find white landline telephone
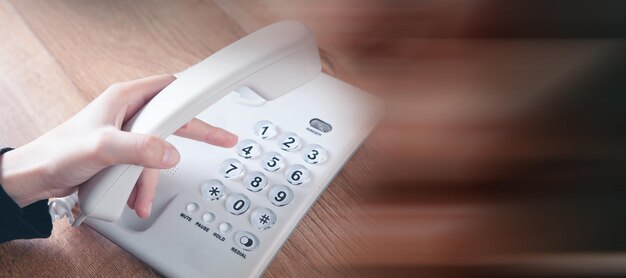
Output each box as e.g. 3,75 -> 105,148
52,20 -> 382,277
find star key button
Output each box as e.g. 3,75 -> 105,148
200,179 -> 225,201
250,207 -> 276,230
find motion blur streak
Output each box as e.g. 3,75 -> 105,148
244,0 -> 626,276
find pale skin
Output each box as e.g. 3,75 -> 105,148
0,74 -> 237,218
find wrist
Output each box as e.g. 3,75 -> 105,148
0,146 -> 51,207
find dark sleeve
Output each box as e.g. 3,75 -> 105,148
0,147 -> 53,244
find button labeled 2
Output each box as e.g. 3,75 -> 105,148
277,132 -> 302,152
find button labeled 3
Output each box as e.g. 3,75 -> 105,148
302,144 -> 327,164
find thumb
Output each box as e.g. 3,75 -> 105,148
100,130 -> 180,169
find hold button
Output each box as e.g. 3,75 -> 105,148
234,231 -> 259,251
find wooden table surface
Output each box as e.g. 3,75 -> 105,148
2,0 -> 625,277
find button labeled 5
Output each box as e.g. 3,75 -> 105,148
262,152 -> 284,172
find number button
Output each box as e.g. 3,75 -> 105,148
269,185 -> 293,207
220,158 -> 244,179
225,193 -> 251,215
285,164 -> 310,185
302,144 -> 327,164
261,152 -> 284,172
277,132 -> 302,152
244,171 -> 268,192
251,208 -> 277,230
200,179 -> 226,201
236,139 -> 261,159
254,120 -> 277,139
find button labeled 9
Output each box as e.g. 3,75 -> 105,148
269,185 -> 293,207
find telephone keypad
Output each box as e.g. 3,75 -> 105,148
201,122 -> 330,251
220,158 -> 244,179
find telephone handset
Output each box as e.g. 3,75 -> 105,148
75,21 -> 322,225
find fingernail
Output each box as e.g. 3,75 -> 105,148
147,201 -> 152,217
162,147 -> 178,165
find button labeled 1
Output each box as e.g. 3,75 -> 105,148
302,144 -> 327,164
285,164 -> 310,185
236,139 -> 261,159
254,120 -> 277,139
277,132 -> 302,152
225,193 -> 250,215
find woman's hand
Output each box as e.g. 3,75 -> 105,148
0,74 -> 237,218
